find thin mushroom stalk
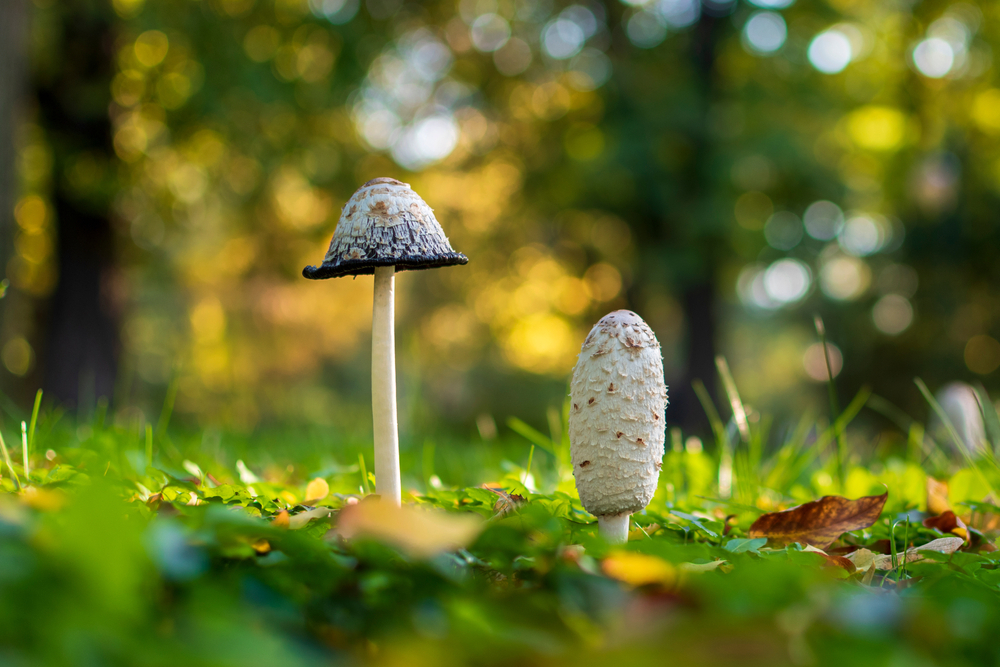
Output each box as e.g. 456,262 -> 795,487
303,178 -> 467,507
371,265 -> 401,505
569,310 -> 668,544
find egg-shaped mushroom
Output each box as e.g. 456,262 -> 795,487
569,310 -> 668,543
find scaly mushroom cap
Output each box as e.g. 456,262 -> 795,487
569,310 -> 667,517
303,177 -> 468,279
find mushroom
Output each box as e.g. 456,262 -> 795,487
569,310 -> 668,544
303,177 -> 467,506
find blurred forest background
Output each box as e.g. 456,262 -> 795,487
0,0 -> 998,446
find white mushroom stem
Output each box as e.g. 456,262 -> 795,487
372,265 -> 401,506
598,513 -> 630,544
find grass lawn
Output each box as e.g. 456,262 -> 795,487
2,382 -> 1000,667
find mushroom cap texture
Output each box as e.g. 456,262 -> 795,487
569,310 -> 668,517
303,177 -> 468,279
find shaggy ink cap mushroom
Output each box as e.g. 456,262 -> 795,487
569,310 -> 668,544
302,177 -> 468,507
303,178 -> 467,280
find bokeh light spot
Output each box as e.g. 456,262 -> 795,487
763,259 -> 811,305
846,106 -> 906,151
912,38 -> 954,78
808,29 -> 852,74
543,18 -> 586,59
626,11 -> 667,49
803,342 -> 842,381
872,295 -> 913,335
820,255 -> 870,301
493,38 -> 532,76
763,211 -> 803,250
2,338 -> 34,377
470,13 -> 510,53
584,263 -> 622,301
134,30 -> 169,68
965,335 -> 1000,375
742,12 -> 787,55
803,200 -> 844,240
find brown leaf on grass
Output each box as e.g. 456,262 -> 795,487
923,510 -> 969,542
748,492 -> 888,549
927,477 -> 950,515
483,485 -> 526,516
802,545 -> 857,573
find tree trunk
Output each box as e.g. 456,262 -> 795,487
35,3 -> 120,410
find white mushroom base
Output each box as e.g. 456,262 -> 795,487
598,513 -> 631,545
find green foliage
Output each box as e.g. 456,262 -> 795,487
0,391 -> 999,667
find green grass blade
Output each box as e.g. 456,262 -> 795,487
0,430 -> 21,491
916,377 -> 998,497
28,389 -> 42,452
157,376 -> 180,436
21,422 -> 29,481
693,378 -> 732,498
506,417 -> 555,457
815,316 -> 847,489
715,356 -> 750,443
973,383 -> 1000,454
358,453 -> 370,495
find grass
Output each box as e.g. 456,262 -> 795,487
1,374 -> 1000,667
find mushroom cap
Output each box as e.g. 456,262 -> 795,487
303,177 -> 468,279
568,310 -> 668,517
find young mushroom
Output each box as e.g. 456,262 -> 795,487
303,178 -> 467,506
569,310 -> 668,544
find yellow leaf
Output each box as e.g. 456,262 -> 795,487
335,501 -> 484,558
273,510 -> 290,529
601,551 -> 676,588
305,477 -> 330,503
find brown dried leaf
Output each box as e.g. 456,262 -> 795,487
802,545 -> 857,573
483,485 -> 526,516
748,492 -> 888,549
923,510 -> 969,542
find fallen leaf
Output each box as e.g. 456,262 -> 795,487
602,551 -> 676,587
252,538 -> 271,554
679,560 -> 727,573
916,536 -> 965,554
802,545 -> 856,573
335,501 -> 484,558
289,507 -> 333,529
847,536 -> 964,570
748,492 -> 888,549
848,548 -> 877,571
927,477 -> 950,515
273,510 -> 290,529
923,510 -> 969,542
483,485 -> 526,516
305,477 -> 330,503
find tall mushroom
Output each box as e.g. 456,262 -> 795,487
303,178 -> 467,506
569,310 -> 668,544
